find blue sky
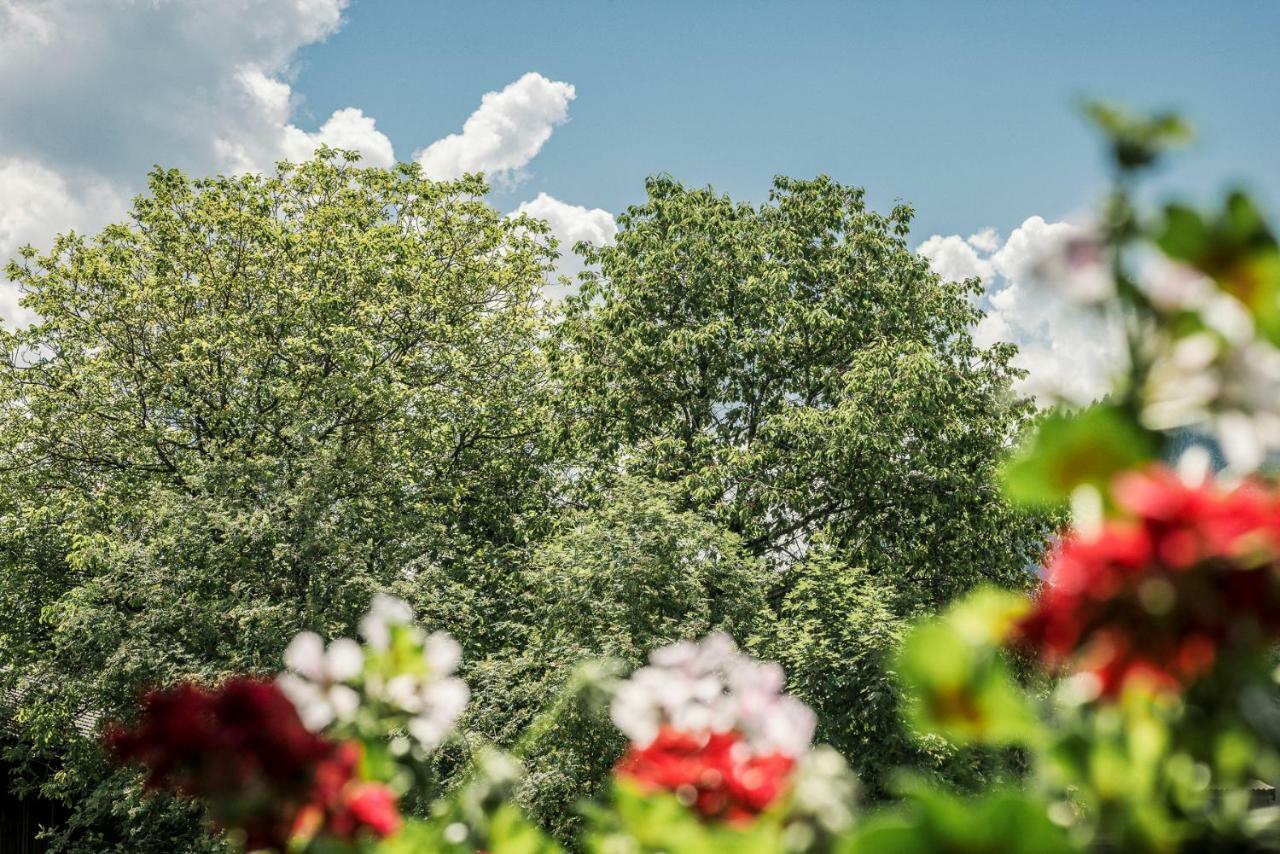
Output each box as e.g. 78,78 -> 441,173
291,1 -> 1280,240
0,0 -> 1276,400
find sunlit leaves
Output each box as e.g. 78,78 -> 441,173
0,150 -> 560,848
839,785 -> 1075,854
1155,192 -> 1280,345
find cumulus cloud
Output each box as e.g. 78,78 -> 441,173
0,0 -> 363,181
0,0 -> 395,323
919,217 -> 1124,405
416,73 -> 576,182
917,233 -> 993,284
217,67 -> 394,172
966,227 -> 1001,253
0,2 -> 585,326
512,192 -> 617,296
0,157 -> 124,325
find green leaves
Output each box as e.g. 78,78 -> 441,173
839,785 -> 1074,854
760,544 -> 912,796
586,780 -> 787,854
557,172 -> 1051,606
897,589 -> 1040,748
1001,405 -> 1160,508
1083,101 -> 1192,171
380,806 -> 563,854
0,153 -> 562,849
1155,192 -> 1280,345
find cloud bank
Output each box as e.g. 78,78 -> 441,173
919,217 -> 1124,405
0,0 -> 607,321
513,193 -> 618,294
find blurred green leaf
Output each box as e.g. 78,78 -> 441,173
839,785 -> 1076,854
1001,405 -> 1159,507
377,805 -> 562,854
585,780 -> 786,853
488,805 -> 565,854
1083,101 -> 1192,171
897,589 -> 1040,747
1155,192 -> 1280,345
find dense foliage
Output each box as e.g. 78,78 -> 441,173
0,154 -> 559,849
555,176 -> 1047,608
0,150 -> 1048,848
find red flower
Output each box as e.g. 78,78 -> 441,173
1013,467 -> 1280,697
107,678 -> 401,851
298,742 -> 402,842
615,728 -> 795,822
331,782 -> 402,839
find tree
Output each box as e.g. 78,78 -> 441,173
759,540 -> 1012,798
0,152 -> 558,850
551,175 -> 1053,804
461,478 -> 770,840
553,175 -> 1050,611
0,163 -> 1056,849
758,541 -> 910,795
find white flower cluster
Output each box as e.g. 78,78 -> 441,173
1029,233 -> 1280,474
279,632 -> 364,731
611,633 -> 816,758
360,594 -> 470,751
278,594 -> 469,751
1139,262 -> 1280,474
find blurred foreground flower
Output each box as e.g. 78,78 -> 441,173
357,593 -> 470,751
1013,466 -> 1280,698
278,632 -> 364,731
611,633 -> 816,822
105,678 -> 400,851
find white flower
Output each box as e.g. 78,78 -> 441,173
610,633 -> 816,759
1143,330 -> 1280,474
789,746 -> 858,833
277,631 -> 364,731
377,667 -> 470,750
1139,260 -> 1255,344
1141,333 -> 1222,431
355,595 -> 470,751
425,631 -> 462,675
406,676 -> 470,751
360,593 -> 415,650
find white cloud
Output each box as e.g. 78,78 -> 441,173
917,233 -> 992,284
0,0 -> 394,324
416,73 -> 576,182
282,108 -> 394,168
919,217 -> 1124,405
0,0 -> 358,182
512,192 -> 617,296
217,68 -> 394,172
966,227 -> 1001,253
0,157 -> 124,325
0,2 -> 582,327
990,216 -> 1078,283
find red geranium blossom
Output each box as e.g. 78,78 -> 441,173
615,727 -> 795,822
107,677 -> 400,850
295,741 -> 402,842
1014,467 -> 1280,697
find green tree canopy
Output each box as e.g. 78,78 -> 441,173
0,152 -> 557,850
463,477 -> 770,839
554,175 -> 1049,611
0,161 -> 1055,851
